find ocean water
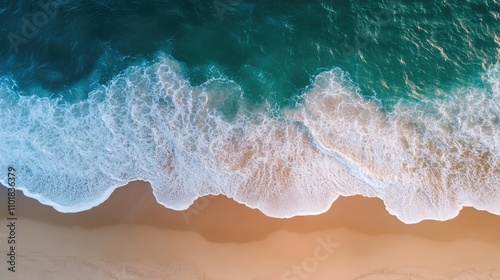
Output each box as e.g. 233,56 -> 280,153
0,0 -> 499,222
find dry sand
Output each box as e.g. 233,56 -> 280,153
1,181 -> 500,280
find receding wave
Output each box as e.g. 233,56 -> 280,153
0,54 -> 499,223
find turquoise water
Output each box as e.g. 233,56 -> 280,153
0,0 -> 499,222
2,1 -> 497,104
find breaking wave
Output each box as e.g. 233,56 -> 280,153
1,54 -> 499,223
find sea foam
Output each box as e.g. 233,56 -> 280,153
0,54 -> 499,223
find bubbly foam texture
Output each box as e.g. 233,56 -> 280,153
0,55 -> 499,223
292,67 -> 500,222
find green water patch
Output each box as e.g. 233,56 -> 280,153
1,0 -> 497,107
171,0 -> 499,109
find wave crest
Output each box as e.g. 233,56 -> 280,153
1,55 -> 499,223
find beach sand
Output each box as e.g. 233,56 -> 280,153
1,181 -> 500,280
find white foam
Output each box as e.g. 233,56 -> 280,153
0,54 -> 499,223
293,66 -> 500,222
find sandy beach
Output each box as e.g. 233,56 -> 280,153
1,181 -> 500,280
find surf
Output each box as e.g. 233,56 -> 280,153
1,54 -> 499,224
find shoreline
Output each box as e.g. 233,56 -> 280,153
4,177 -> 500,226
3,181 -> 500,242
